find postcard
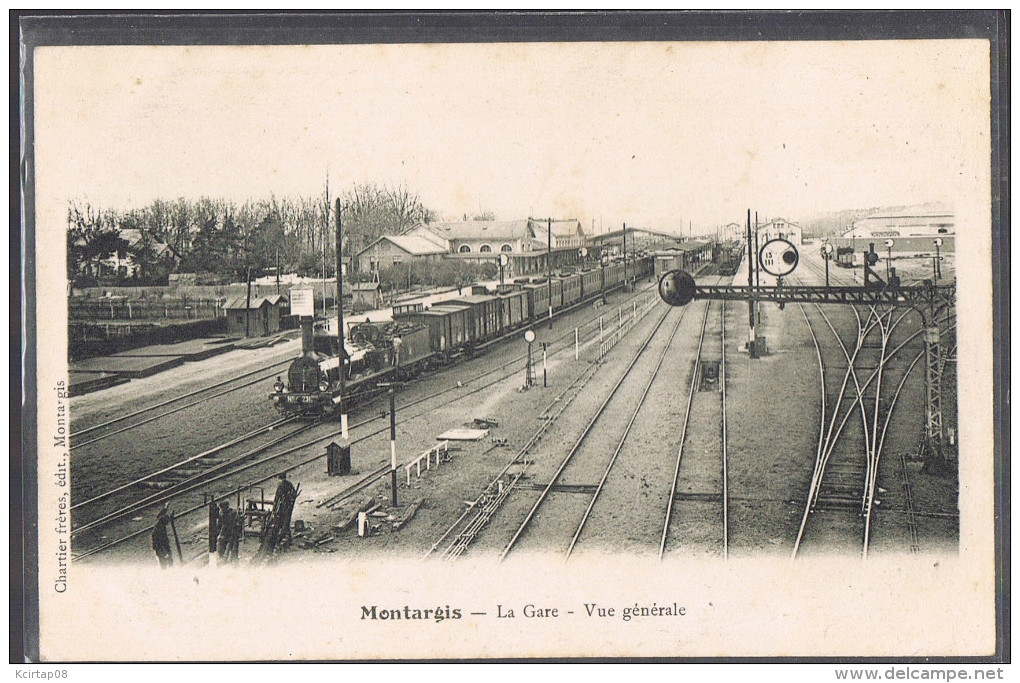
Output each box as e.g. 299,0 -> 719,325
20,15 -> 1004,661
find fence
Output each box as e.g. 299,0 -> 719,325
69,298 -> 227,321
404,441 -> 450,486
68,318 -> 227,360
568,292 -> 660,363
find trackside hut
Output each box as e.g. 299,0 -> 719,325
652,242 -> 712,277
224,294 -> 288,337
350,281 -> 383,310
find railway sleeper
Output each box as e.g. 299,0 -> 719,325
524,483 -> 597,495
197,457 -> 227,465
814,497 -> 863,509
170,468 -> 207,477
820,484 -> 863,495
673,492 -> 723,502
823,474 -> 867,482
137,480 -> 175,490
825,466 -> 867,474
157,474 -> 202,485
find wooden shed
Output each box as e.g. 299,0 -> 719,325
653,249 -> 687,278
350,282 -> 383,310
224,294 -> 288,337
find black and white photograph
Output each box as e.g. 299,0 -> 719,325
17,12 -> 1006,664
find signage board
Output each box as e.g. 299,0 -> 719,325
291,288 -> 315,317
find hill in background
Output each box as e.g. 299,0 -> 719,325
798,202 -> 951,239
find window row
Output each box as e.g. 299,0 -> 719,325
458,244 -> 515,254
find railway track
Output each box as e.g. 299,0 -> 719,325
497,305 -> 681,562
497,304 -> 687,559
425,359 -> 605,560
428,293 -> 669,560
73,283 -> 661,562
443,276 -> 730,561
70,415 -> 316,535
790,257 -> 953,557
658,296 -> 728,560
792,285 -> 891,556
70,357 -> 294,449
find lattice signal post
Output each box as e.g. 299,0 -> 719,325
923,325 -> 946,469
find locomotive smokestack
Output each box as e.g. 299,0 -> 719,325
301,317 -> 314,355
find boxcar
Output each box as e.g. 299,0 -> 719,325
434,303 -> 477,346
393,305 -> 472,353
396,324 -> 433,368
654,253 -> 686,278
527,278 -> 563,316
448,294 -> 501,341
580,268 -> 601,300
548,278 -> 564,311
497,289 -> 528,330
560,273 -> 582,307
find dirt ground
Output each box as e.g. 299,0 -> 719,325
72,260 -> 958,570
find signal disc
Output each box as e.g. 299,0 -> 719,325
758,238 -> 799,277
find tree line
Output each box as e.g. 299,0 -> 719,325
66,183 -> 442,286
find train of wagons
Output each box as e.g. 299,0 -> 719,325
271,257 -> 655,414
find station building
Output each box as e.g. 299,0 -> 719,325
354,218 -> 588,278
834,208 -> 955,255
354,231 -> 448,272
757,218 -> 803,246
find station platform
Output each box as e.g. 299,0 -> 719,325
70,354 -> 186,379
67,370 -> 130,397
115,337 -> 238,361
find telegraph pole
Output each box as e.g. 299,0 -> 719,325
754,212 -> 760,289
388,386 -> 398,506
542,343 -> 548,387
622,222 -> 628,290
746,210 -> 756,357
322,171 -> 330,317
335,199 -> 348,440
547,217 -> 553,329
600,252 -> 607,304
245,265 -> 252,338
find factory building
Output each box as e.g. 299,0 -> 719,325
843,209 -> 955,239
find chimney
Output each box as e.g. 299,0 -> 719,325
301,317 -> 314,355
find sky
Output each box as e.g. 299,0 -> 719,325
34,40 -> 990,235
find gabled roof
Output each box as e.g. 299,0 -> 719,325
357,234 -> 447,257
425,220 -> 534,242
387,235 -> 448,255
351,282 -> 380,291
535,219 -> 585,237
759,218 -> 801,229
224,294 -> 288,310
401,224 -> 450,249
118,228 -> 179,258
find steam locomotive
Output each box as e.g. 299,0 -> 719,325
270,257 -> 653,415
